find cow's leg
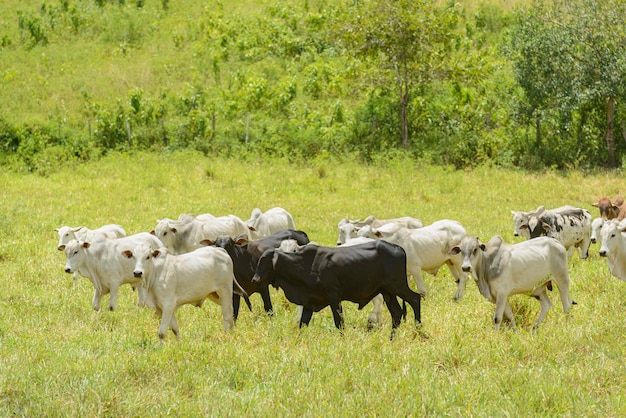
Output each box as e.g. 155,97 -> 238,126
382,292 -> 404,340
91,289 -> 103,311
232,294 -> 241,321
408,265 -> 427,297
367,294 -> 384,329
449,263 -> 467,301
493,294 -> 509,331
531,287 -> 552,331
218,288 -> 235,332
299,307 -> 313,328
108,284 -> 120,311
581,237 -> 591,260
330,302 -> 345,330
158,303 -> 176,342
73,271 -> 79,287
504,301 -> 516,329
169,314 -> 181,341
259,287 -> 274,316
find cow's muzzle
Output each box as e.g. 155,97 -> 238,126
599,250 -> 608,257
134,271 -> 143,278
64,268 -> 72,274
461,266 -> 471,272
251,274 -> 261,285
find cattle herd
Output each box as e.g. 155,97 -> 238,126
55,197 -> 626,342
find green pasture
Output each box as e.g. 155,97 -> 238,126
1,152 -> 625,416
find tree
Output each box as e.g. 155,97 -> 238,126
341,0 -> 458,150
510,0 -> 626,167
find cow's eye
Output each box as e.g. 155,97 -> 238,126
163,232 -> 167,236
73,250 -> 78,255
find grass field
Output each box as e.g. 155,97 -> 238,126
1,152 -> 625,416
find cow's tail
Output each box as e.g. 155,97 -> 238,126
233,278 -> 252,311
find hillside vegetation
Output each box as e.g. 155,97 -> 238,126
1,152 -> 626,415
2,0 -> 625,172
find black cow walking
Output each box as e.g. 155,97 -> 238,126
252,240 -> 421,339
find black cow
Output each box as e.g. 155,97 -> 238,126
251,240 -> 421,339
202,229 -> 310,319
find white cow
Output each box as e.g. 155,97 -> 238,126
525,206 -> 592,259
450,235 -> 575,330
56,224 -> 127,285
590,217 -> 605,244
152,215 -> 248,254
63,232 -> 163,311
247,207 -> 297,240
336,216 -> 423,245
599,220 -> 626,281
511,210 -> 532,239
364,220 -> 467,300
122,244 -> 251,342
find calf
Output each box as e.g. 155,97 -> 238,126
63,232 -> 162,311
450,236 -> 575,330
598,220 -> 626,281
362,220 -> 467,300
203,230 -> 310,318
251,240 -> 421,339
123,244 -> 251,342
590,218 -> 604,244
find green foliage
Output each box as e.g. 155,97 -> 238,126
2,0 -> 626,171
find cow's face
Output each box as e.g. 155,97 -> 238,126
56,226 -> 81,250
251,249 -> 278,286
599,221 -> 626,257
63,239 -> 89,273
122,243 -> 160,279
154,220 -> 177,250
512,211 -> 530,238
336,221 -> 357,245
590,218 -> 604,244
449,236 -> 485,278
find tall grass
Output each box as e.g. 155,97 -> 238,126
1,152 -> 625,415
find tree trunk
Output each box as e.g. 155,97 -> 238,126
606,96 -> 617,168
535,111 -> 541,148
400,88 -> 409,150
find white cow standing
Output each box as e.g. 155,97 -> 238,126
590,218 -> 605,244
246,207 -> 296,240
152,215 -> 248,254
599,220 -> 626,281
359,220 -> 467,300
122,244 -> 251,342
450,235 -> 575,331
56,224 -> 127,285
63,232 -> 163,311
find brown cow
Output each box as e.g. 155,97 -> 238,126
592,197 -> 626,221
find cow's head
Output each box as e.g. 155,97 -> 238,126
336,220 -> 358,245
251,248 -> 278,286
55,226 -> 84,250
599,220 -> 626,257
590,218 -> 605,244
121,243 -> 162,280
511,211 -> 530,239
592,197 -> 620,220
63,239 -> 90,273
153,219 -> 178,250
449,236 -> 486,276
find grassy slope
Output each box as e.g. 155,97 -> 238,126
0,152 -> 625,415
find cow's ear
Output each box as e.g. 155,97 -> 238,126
54,228 -> 60,232
248,226 -> 257,232
150,229 -> 156,235
58,244 -> 66,251
82,242 -> 91,249
592,203 -> 599,207
479,243 -> 487,251
374,230 -> 383,238
235,237 -> 249,245
542,222 -> 551,231
170,227 -> 177,233
449,246 -> 461,255
152,250 -> 162,258
121,250 -> 133,259
520,224 -> 528,230
199,239 -> 214,246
